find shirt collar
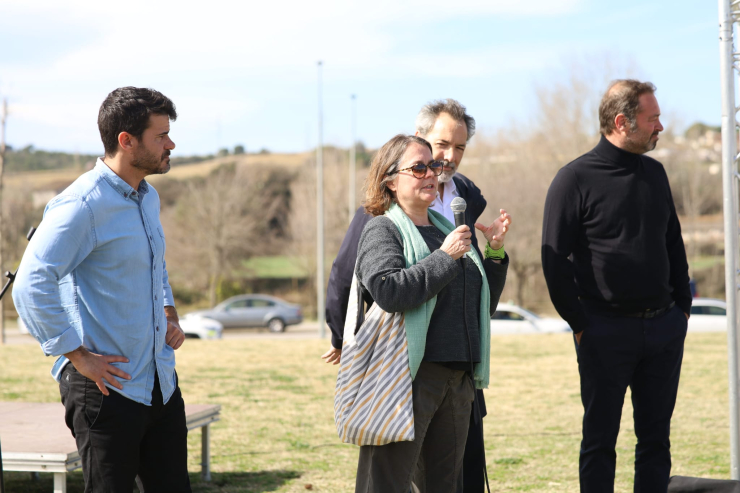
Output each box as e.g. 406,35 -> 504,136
95,158 -> 149,200
594,134 -> 642,167
436,176 -> 459,200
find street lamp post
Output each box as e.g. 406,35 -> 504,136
349,94 -> 357,222
316,62 -> 326,338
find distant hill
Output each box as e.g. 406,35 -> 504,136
4,145 -> 98,172
4,144 -> 371,192
5,148 -> 315,192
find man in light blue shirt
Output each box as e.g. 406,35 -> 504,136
13,86 -> 190,493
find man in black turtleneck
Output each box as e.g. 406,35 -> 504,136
542,80 -> 691,493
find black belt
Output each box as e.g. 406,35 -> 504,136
618,301 -> 675,319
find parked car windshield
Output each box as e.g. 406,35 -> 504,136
249,299 -> 275,307
690,305 -> 727,316
225,300 -> 249,310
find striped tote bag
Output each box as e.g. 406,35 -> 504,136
333,270 -> 415,446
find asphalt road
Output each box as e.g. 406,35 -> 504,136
1,322 -> 326,345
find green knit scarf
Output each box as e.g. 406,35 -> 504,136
385,203 -> 491,389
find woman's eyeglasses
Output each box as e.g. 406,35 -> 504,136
392,160 -> 444,179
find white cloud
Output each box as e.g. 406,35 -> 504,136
0,0 -> 584,152
2,0 -> 583,78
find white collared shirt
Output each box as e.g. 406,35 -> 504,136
431,178 -> 460,226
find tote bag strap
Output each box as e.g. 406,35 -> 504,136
343,261 -> 364,345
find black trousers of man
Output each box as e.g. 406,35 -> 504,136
60,364 -> 191,493
576,305 -> 688,493
460,389 -> 486,492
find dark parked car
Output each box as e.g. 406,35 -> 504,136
188,294 -> 303,332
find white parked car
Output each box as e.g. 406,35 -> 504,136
17,315 -> 223,340
491,304 -> 570,335
179,314 -> 223,339
17,317 -> 29,334
688,298 -> 727,332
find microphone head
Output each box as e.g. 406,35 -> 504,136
450,197 -> 467,213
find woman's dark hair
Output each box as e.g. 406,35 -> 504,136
98,87 -> 177,157
363,134 -> 432,217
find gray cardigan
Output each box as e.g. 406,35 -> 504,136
356,216 -> 509,364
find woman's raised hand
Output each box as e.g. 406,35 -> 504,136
440,225 -> 472,260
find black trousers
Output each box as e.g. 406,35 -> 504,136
59,364 -> 191,493
576,305 -> 688,493
459,389 -> 486,492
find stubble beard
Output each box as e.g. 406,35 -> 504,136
438,161 -> 456,183
625,127 -> 658,154
623,132 -> 658,155
132,148 -> 171,175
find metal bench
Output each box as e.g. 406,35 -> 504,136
0,402 -> 220,493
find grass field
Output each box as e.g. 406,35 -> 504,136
0,331 -> 732,492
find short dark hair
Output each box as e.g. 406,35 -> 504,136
598,79 -> 656,135
363,134 -> 432,217
98,87 -> 177,157
415,99 -> 476,142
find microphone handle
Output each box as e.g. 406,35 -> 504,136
453,211 -> 467,264
453,211 -> 466,229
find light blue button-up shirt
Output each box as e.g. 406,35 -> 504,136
12,159 -> 177,405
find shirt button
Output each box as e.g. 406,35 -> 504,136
156,326 -> 159,332
155,295 -> 158,300
149,236 -> 153,240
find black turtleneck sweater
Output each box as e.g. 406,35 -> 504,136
541,135 -> 692,333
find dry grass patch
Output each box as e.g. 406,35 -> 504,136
0,331 -> 731,492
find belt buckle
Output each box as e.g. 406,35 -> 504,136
643,309 -> 657,319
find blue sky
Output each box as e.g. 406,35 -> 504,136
0,0 -> 720,156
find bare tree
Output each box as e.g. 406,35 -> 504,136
660,141 -> 723,266
287,147 -> 365,317
163,164 -> 285,307
463,56 -> 639,310
2,184 -> 41,265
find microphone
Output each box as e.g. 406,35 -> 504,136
450,197 -> 467,228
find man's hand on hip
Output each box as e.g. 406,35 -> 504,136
165,305 -> 185,350
65,347 -> 131,396
575,331 -> 583,346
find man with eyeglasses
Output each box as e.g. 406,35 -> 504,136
323,99 -> 494,492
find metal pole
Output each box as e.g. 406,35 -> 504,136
719,0 -> 740,478
0,98 -> 6,346
349,94 -> 357,222
317,61 -> 326,338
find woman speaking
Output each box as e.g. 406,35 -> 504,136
353,134 -> 510,492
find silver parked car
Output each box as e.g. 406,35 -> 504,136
188,294 -> 303,332
491,303 -> 571,335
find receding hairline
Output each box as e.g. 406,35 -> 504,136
422,111 -> 468,137
415,98 -> 476,141
606,80 -> 653,96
